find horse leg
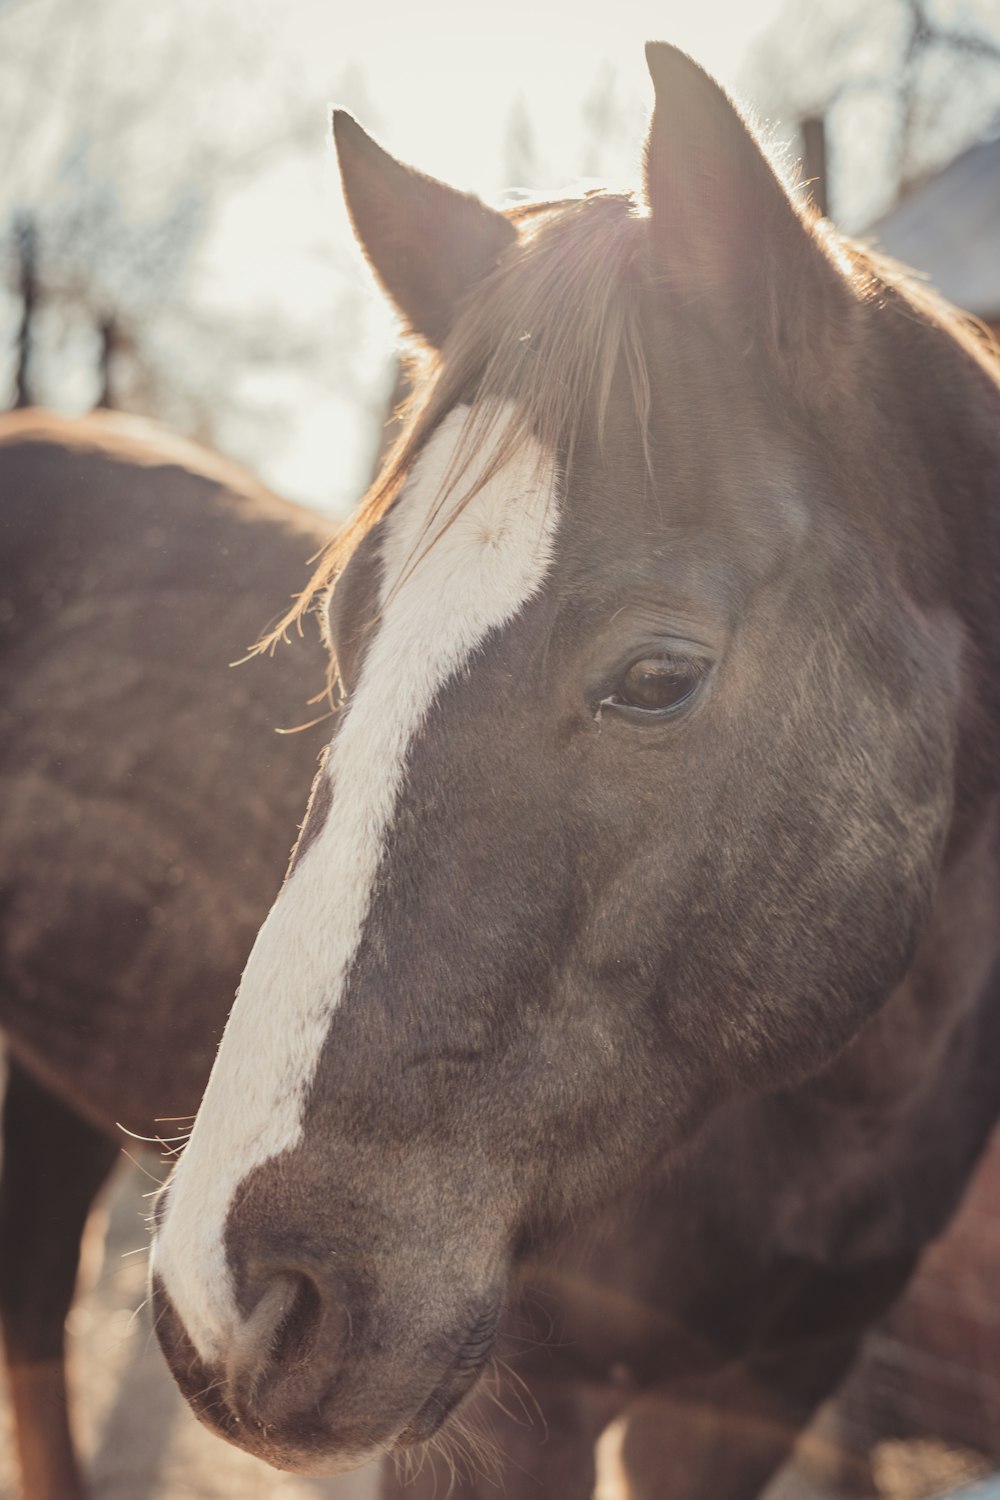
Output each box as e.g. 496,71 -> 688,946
378,1373 -> 611,1500
618,1340 -> 868,1500
0,1059 -> 120,1500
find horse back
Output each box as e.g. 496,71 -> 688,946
0,410 -> 331,1136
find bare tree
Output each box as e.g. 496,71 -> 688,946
744,0 -> 1000,227
579,63 -> 646,182
503,95 -> 541,191
0,0 -> 345,448
11,216 -> 37,408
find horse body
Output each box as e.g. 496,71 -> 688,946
133,43 -> 1000,1500
0,410 -> 327,1136
0,408 -> 328,1496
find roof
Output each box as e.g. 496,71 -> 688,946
868,134 -> 1000,319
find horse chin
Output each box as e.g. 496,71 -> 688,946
180,1361 -> 485,1478
249,1441 -> 388,1480
196,1416 -> 386,1480
170,1351 -> 398,1478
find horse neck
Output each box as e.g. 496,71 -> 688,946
841,799 -> 1000,1098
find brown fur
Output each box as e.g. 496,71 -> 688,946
147,45 -> 1000,1500
0,409 -> 330,1498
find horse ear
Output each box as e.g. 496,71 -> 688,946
332,111 -> 517,348
643,43 -> 817,300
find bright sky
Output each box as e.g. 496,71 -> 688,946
301,0 -> 786,192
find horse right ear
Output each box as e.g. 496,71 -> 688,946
332,111 -> 516,349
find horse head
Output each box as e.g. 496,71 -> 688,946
150,43 -> 985,1475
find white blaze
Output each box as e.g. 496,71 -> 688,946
152,404 -> 560,1360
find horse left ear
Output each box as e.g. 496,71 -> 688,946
332,111 -> 517,349
643,43 -> 834,310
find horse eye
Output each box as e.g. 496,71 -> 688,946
613,656 -> 703,714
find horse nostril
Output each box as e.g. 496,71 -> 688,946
225,1264 -> 344,1425
267,1271 -> 324,1369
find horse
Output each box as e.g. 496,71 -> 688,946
150,43 -> 1000,1500
0,407 -> 329,1500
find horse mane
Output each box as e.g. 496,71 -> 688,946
851,239 -> 1000,377
253,191 -> 650,678
253,185 -> 1000,693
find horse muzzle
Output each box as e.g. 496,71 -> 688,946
150,1261 -> 500,1474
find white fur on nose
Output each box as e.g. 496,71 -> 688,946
151,402 -> 560,1361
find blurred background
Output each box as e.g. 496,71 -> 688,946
2,0 -> 998,517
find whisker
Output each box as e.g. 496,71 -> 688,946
495,1356 -> 547,1435
125,1296 -> 150,1334
118,1149 -> 169,1189
117,1122 -> 190,1146
143,1299 -> 171,1357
